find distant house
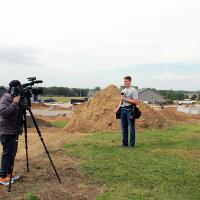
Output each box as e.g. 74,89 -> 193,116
139,88 -> 166,104
0,87 -> 8,98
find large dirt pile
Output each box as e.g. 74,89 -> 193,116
137,104 -> 169,129
65,85 -> 169,133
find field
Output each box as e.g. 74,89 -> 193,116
0,121 -> 200,200
65,123 -> 200,200
1,85 -> 200,200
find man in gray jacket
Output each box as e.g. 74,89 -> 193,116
0,80 -> 22,186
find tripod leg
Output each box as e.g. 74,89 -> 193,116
27,107 -> 61,183
8,135 -> 19,192
23,113 -> 29,172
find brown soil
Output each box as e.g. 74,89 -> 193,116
34,116 -> 70,124
31,103 -> 49,110
137,104 -> 169,129
0,127 -> 104,200
159,107 -> 200,123
31,103 -> 72,111
65,85 -> 169,133
26,116 -> 51,128
27,116 -> 70,128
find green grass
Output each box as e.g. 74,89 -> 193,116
64,123 -> 200,200
49,120 -> 68,128
26,192 -> 39,200
41,96 -> 85,103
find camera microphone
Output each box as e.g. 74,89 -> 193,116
34,80 -> 43,84
22,80 -> 43,88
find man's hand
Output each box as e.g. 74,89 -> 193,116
13,96 -> 20,104
122,98 -> 141,105
134,99 -> 141,105
121,96 -> 129,102
121,96 -> 126,101
115,108 -> 119,113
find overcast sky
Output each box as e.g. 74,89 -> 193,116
0,0 -> 200,90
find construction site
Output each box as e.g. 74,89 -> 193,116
0,85 -> 200,200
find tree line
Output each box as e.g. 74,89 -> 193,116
157,90 -> 200,101
42,86 -> 101,97
41,86 -> 200,101
1,85 -> 200,101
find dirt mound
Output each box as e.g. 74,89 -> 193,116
137,104 -> 169,129
65,85 -> 169,133
160,107 -> 200,122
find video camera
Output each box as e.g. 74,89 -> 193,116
11,77 -> 43,108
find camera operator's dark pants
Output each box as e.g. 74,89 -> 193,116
121,107 -> 136,147
0,134 -> 18,178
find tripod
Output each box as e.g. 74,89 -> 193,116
8,106 -> 61,192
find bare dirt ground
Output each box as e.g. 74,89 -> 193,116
31,103 -> 72,117
31,103 -> 73,111
0,126 -> 104,200
31,103 -> 49,110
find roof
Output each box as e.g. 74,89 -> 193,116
138,88 -> 149,93
139,88 -> 162,96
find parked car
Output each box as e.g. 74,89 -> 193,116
178,99 -> 195,105
71,98 -> 88,105
42,98 -> 56,103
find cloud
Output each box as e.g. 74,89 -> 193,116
152,71 -> 200,81
0,0 -> 200,89
0,45 -> 42,66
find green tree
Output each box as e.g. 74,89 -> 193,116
158,90 -> 188,100
93,87 -> 101,92
191,94 -> 198,100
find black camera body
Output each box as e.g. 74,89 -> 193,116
11,77 -> 43,108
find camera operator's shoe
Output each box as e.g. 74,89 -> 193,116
8,173 -> 20,181
0,177 -> 14,186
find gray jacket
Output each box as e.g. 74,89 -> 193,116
0,93 -> 23,135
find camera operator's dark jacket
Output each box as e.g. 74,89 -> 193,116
0,93 -> 23,135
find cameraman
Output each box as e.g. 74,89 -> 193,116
0,80 -> 22,186
116,76 -> 140,148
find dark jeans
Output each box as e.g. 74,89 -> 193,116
0,134 -> 18,178
121,107 -> 136,146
